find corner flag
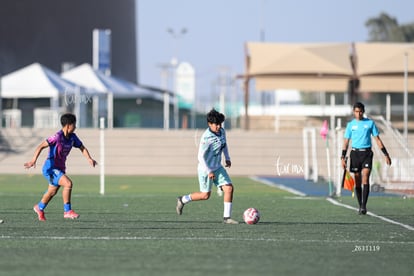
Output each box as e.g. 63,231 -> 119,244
342,169 -> 355,192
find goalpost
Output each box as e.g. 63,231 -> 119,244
302,127 -> 318,183
100,117 -> 105,195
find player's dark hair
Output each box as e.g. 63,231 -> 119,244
60,113 -> 77,127
206,108 -> 225,124
353,102 -> 365,112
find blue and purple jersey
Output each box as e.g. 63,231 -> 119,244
44,130 -> 83,172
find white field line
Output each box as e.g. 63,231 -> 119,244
252,176 -> 414,232
326,197 -> 414,231
1,235 -> 413,245
250,176 -> 306,196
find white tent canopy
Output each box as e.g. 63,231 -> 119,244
61,63 -> 161,128
61,63 -> 158,98
1,62 -> 76,109
0,63 -> 80,127
0,62 -> 162,128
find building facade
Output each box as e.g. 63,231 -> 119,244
0,0 -> 138,83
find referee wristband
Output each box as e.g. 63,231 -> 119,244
341,150 -> 347,159
381,147 -> 389,157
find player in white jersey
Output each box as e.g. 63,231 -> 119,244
176,109 -> 238,224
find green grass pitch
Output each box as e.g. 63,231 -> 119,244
0,174 -> 413,276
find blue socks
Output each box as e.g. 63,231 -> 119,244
38,202 -> 47,211
38,202 -> 72,212
64,203 -> 71,212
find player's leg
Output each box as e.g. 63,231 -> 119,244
59,175 -> 73,210
221,184 -> 234,202
221,184 -> 238,224
34,184 -> 59,221
350,151 -> 363,213
360,168 -> 371,214
176,172 -> 212,215
40,184 -> 60,204
59,175 -> 79,219
359,151 -> 373,214
354,171 -> 362,211
217,168 -> 238,224
188,191 -> 211,201
34,166 -> 62,221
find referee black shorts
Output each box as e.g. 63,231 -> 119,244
350,149 -> 373,173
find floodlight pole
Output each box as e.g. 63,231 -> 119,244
159,64 -> 171,130
158,63 -> 176,130
167,28 -> 187,129
243,43 -> 250,130
218,66 -> 230,115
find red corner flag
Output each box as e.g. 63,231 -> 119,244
343,170 -> 355,191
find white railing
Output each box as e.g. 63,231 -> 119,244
34,108 -> 61,128
304,115 -> 414,196
2,109 -> 22,128
372,116 -> 414,185
246,104 -> 352,117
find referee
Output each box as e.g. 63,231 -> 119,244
341,102 -> 392,215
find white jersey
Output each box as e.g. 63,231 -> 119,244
198,128 -> 230,174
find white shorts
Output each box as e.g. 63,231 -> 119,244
198,166 -> 232,192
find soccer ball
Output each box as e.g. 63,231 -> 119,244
243,207 -> 260,224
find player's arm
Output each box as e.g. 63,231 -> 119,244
79,145 -> 97,167
222,130 -> 231,168
340,138 -> 350,169
374,135 -> 391,166
24,140 -> 49,169
223,144 -> 231,168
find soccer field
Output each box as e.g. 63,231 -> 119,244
0,174 -> 413,276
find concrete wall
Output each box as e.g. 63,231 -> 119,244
1,127 -> 413,187
0,128 -> 315,178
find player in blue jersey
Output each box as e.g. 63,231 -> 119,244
341,102 -> 391,215
176,109 -> 238,224
24,113 -> 97,221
